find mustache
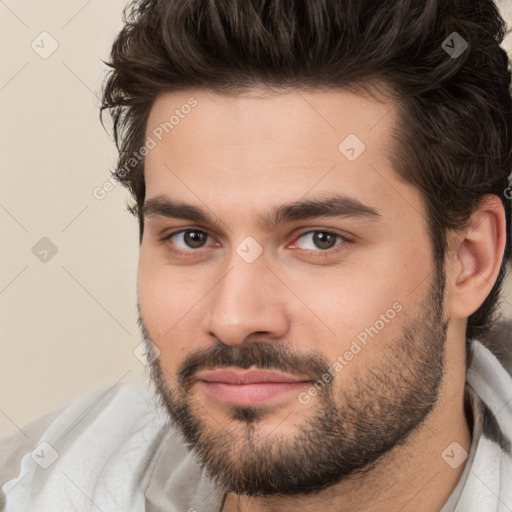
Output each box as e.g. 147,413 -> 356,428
175,340 -> 331,392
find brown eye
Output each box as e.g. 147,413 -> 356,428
164,230 -> 211,250
182,231 -> 208,249
295,231 -> 345,251
313,232 -> 338,250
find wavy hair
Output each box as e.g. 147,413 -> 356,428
100,0 -> 512,353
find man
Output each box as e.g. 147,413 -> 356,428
2,0 -> 512,511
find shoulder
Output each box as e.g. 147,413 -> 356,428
457,327 -> 512,510
467,328 -> 512,454
477,319 -> 512,377
0,376 -> 176,511
0,402 -> 69,505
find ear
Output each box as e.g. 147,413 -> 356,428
446,194 -> 507,320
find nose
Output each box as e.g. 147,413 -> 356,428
202,252 -> 290,347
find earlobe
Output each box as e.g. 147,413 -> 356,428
448,195 -> 506,319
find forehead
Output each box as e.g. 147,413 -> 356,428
145,87 -> 396,163
143,88 -> 424,227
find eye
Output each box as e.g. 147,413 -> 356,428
292,230 -> 347,252
163,229 -> 213,252
160,228 -> 349,258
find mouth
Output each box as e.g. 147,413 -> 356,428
196,368 -> 312,406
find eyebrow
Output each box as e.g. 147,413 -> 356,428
142,193 -> 382,230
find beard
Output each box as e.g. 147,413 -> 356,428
137,265 -> 447,497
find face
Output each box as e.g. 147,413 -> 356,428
136,88 -> 448,495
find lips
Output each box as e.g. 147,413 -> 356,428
196,369 -> 312,406
197,368 -> 310,385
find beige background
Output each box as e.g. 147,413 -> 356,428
1,0 -> 512,437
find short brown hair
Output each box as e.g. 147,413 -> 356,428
100,0 -> 512,350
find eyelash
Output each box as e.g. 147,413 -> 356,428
160,228 -> 350,258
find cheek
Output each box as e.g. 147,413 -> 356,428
310,284 -> 404,366
295,250 -> 423,364
297,264 -> 402,333
137,252 -> 212,367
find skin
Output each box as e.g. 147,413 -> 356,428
136,87 -> 506,511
